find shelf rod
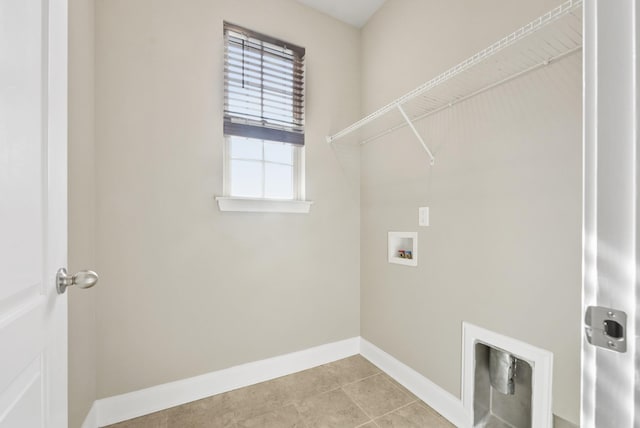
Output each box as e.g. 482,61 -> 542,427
361,45 -> 582,146
397,104 -> 435,165
325,0 -> 582,144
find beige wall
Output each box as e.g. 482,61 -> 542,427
94,0 -> 361,398
359,0 -> 581,425
71,1 -> 582,424
68,0 -> 97,426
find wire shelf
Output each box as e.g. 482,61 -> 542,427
326,0 -> 583,164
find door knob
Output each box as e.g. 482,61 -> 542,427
56,268 -> 98,294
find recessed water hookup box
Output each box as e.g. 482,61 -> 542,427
388,232 -> 418,267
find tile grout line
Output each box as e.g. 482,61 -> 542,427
371,368 -> 455,425
340,385 -> 377,425
292,383 -> 374,428
289,402 -> 311,428
367,373 -> 419,419
303,370 -> 384,401
372,398 -> 419,422
113,359 -> 417,428
380,373 -> 417,398
339,371 -> 383,389
341,371 -> 420,427
340,377 -> 413,426
293,364 -> 386,428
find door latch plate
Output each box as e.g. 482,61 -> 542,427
585,306 -> 627,353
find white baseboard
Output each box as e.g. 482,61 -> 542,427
80,402 -> 97,428
360,338 -> 469,428
95,337 -> 360,427
92,337 -> 469,427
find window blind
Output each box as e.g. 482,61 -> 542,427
224,23 -> 305,146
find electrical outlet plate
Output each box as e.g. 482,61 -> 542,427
419,207 -> 429,226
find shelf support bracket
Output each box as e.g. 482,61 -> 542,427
397,104 -> 435,165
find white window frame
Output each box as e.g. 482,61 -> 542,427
217,23 -> 311,214
222,137 -> 304,200
217,138 -> 312,213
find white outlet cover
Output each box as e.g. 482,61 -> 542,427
419,207 -> 429,226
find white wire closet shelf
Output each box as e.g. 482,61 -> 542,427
326,0 -> 583,165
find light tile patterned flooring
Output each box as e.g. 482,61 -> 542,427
105,355 -> 455,428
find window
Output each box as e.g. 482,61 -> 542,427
222,22 -> 307,208
227,136 -> 300,199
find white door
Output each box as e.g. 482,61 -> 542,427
582,1 -> 639,427
0,0 -> 68,426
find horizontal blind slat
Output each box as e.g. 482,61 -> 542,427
225,87 -> 302,106
225,52 -> 304,78
226,35 -> 298,60
225,63 -> 303,84
226,80 -> 304,100
224,23 -> 305,146
225,97 -> 305,115
226,41 -> 298,64
224,121 -> 304,146
224,65 -> 304,91
224,22 -> 305,56
227,105 -> 303,120
224,115 -> 304,130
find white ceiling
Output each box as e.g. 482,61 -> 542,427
295,0 -> 386,28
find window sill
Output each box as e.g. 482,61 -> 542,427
215,197 -> 313,214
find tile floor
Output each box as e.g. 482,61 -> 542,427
104,355 -> 455,428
